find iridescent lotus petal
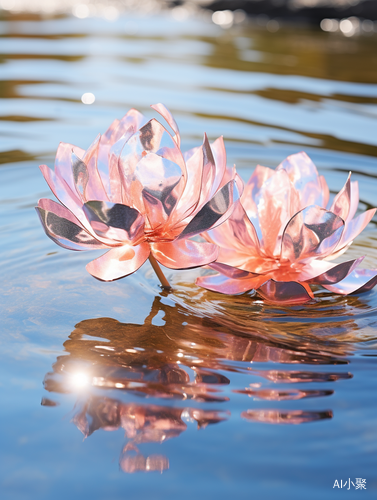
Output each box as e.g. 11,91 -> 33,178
151,239 -> 218,270
81,134 -> 109,202
241,164 -> 273,240
299,257 -> 363,284
218,166 -> 244,202
39,165 -> 116,245
36,105 -> 244,285
151,103 -> 181,148
113,108 -> 146,143
39,165 -> 86,226
319,175 -> 330,208
257,169 -> 301,256
199,151 -> 377,303
330,172 -> 351,221
102,108 -> 145,145
209,262 -> 253,279
206,202 -> 260,255
36,205 -> 106,251
38,198 -> 83,227
101,118 -> 120,145
277,151 -> 326,207
71,150 -> 89,200
172,145 -> 203,223
195,134 -> 218,210
83,201 -> 144,243
135,153 -> 185,228
196,272 -> 267,295
332,208 -> 376,256
214,247 -> 274,274
54,142 -> 85,195
178,180 -> 239,239
241,164 -> 274,215
347,180 -> 359,222
96,109 -> 146,197
210,136 -> 227,192
280,206 -> 344,263
145,119 -> 186,176
257,280 -> 314,304
86,243 -> 150,281
118,120 -> 186,207
107,136 -> 128,204
323,268 -> 377,295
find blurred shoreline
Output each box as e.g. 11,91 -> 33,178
1,0 -> 376,23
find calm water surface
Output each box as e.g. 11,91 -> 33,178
1,9 -> 377,500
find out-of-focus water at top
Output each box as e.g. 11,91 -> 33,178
0,3 -> 377,500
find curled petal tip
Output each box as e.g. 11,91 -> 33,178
323,268 -> 377,296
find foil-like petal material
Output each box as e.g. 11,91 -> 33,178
151,103 -> 181,148
305,258 -> 363,285
206,202 -> 260,255
323,268 -> 377,295
257,280 -> 315,304
151,239 -> 218,270
83,201 -> 145,243
54,142 -> 85,196
297,257 -> 363,284
280,206 -> 344,263
330,172 -> 351,221
86,243 -> 150,281
36,205 -> 107,251
199,152 -> 376,304
179,180 -> 239,239
37,104 -> 240,283
82,134 -> 109,202
257,169 -> 301,257
277,151 -> 325,207
196,272 -> 267,295
333,208 -> 377,256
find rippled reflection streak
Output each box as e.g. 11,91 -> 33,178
42,295 -> 357,471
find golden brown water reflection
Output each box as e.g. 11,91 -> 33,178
43,293 -> 361,472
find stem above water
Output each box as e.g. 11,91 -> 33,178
148,254 -> 171,290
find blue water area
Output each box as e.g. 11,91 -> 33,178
0,7 -> 377,500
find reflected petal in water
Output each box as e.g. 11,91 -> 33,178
41,294 -> 358,471
241,409 -> 333,424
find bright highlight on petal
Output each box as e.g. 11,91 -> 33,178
198,152 -> 377,304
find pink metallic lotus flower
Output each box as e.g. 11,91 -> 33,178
36,104 -> 241,286
197,152 -> 377,304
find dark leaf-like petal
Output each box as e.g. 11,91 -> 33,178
178,180 -> 238,239
323,268 -> 377,295
36,206 -> 106,251
83,201 -> 144,243
257,280 -> 315,304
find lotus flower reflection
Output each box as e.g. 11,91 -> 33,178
36,104 -> 241,286
197,152 -> 377,304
